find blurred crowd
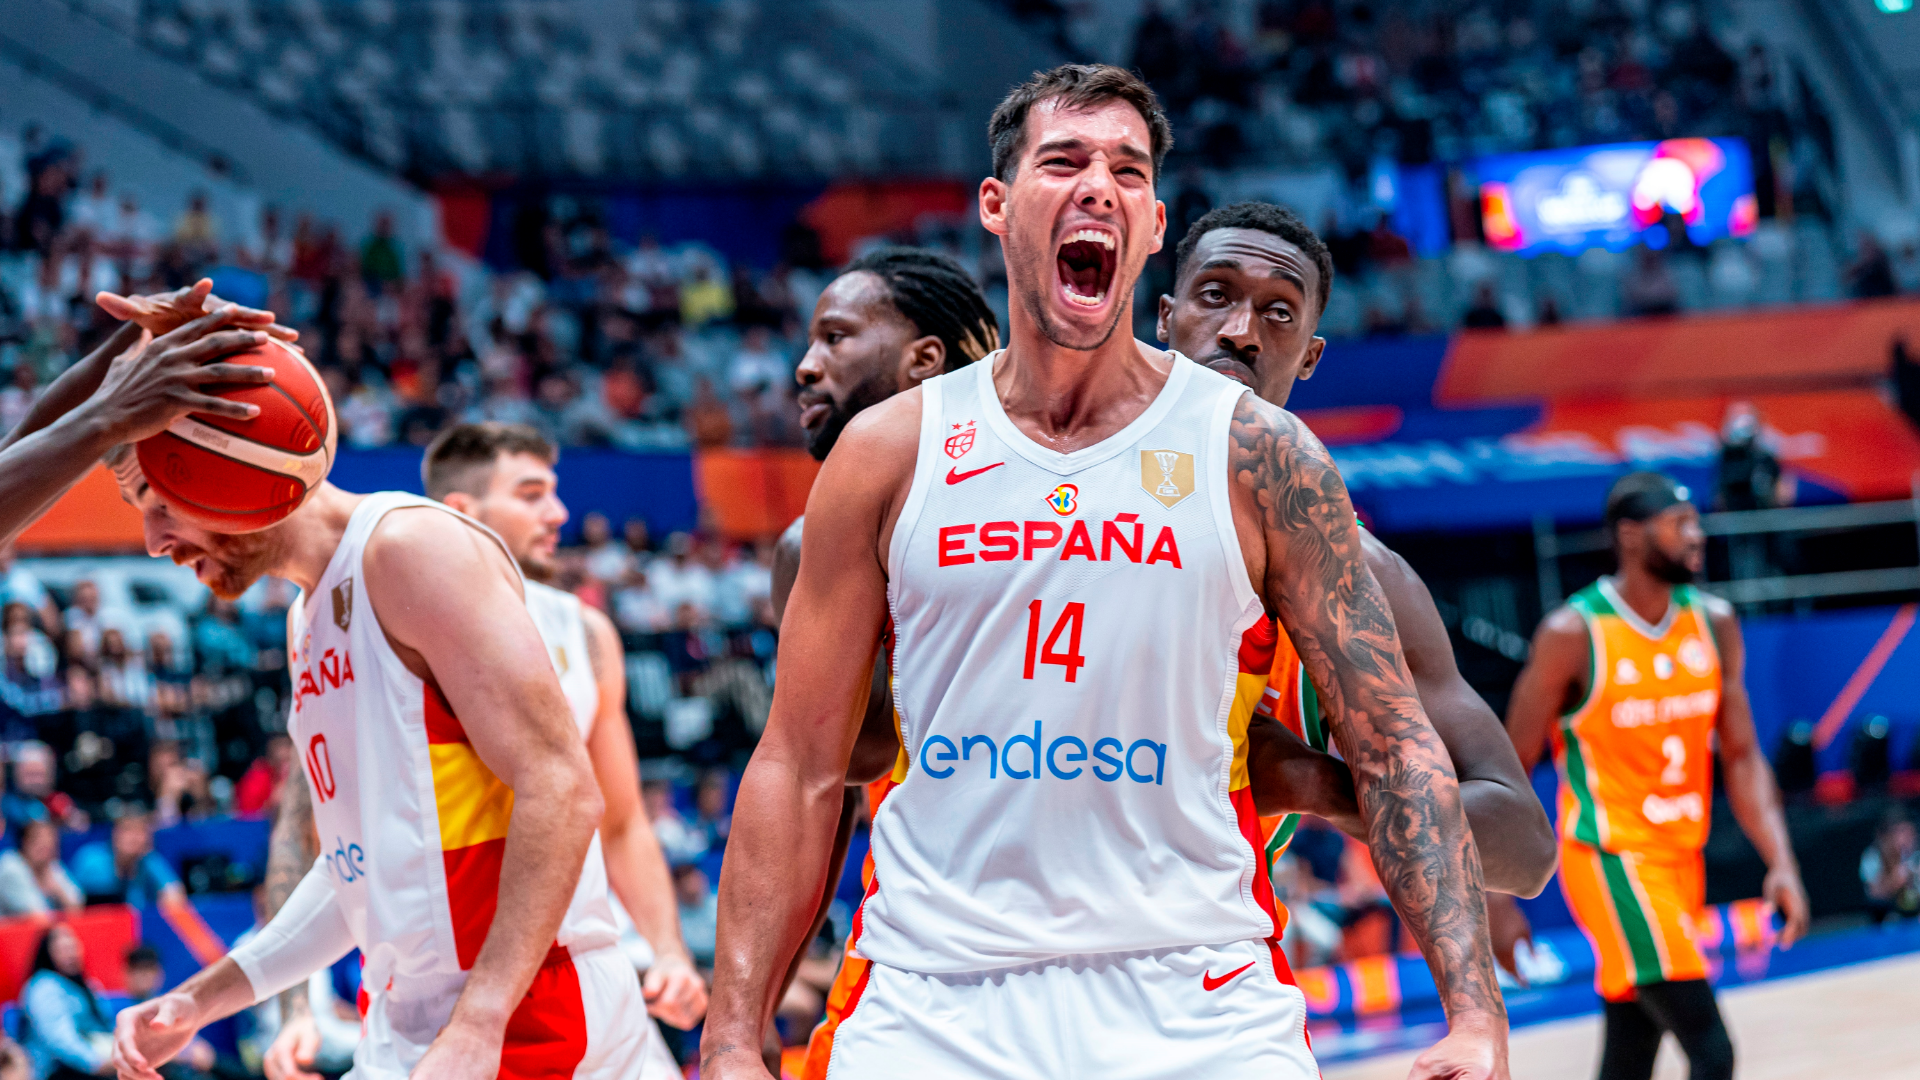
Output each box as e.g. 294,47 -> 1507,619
0,127 -> 844,455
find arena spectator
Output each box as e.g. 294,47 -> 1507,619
18,924 -> 112,1080
94,629 -> 151,711
5,743 -> 86,832
612,569 -> 671,634
233,733 -> 294,819
692,771 -> 733,854
643,779 -> 707,865
0,548 -> 59,634
1461,282 -> 1507,330
71,810 -> 184,907
672,862 -> 718,970
360,209 -> 404,288
580,514 -> 635,584
148,742 -> 213,827
727,326 -> 787,395
6,820 -> 81,915
1862,809 -> 1919,924
191,598 -> 255,676
0,366 -> 39,436
2,601 -> 56,680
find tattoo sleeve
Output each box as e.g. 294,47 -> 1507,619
1230,396 -> 1505,1025
266,769 -> 319,1020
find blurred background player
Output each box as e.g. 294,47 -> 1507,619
98,292 -> 630,1080
425,423 -> 706,1022
1497,471 -> 1810,1080
766,246 -> 1001,1078
707,64 -> 1508,1080
1155,200 -> 1557,910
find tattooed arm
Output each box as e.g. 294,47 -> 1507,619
1229,395 -> 1508,1079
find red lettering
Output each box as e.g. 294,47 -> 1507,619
1023,521 -> 1062,560
319,648 -> 343,690
978,521 -> 1019,562
1146,526 -> 1183,568
1060,520 -> 1097,561
938,524 -> 976,566
341,650 -> 354,684
305,734 -> 337,802
296,669 -> 320,702
1101,514 -> 1142,562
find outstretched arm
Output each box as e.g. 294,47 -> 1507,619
1368,541 -> 1556,897
260,766 -> 325,1080
1231,395 -> 1506,1076
581,604 -> 707,1028
703,399 -> 915,1080
1708,605 -> 1808,945
367,511 -> 604,1080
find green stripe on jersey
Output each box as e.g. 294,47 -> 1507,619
1599,849 -> 1665,985
1558,719 -> 1605,849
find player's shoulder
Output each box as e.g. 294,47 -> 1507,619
576,597 -> 618,642
1226,388 -> 1328,464
1534,602 -> 1590,643
363,503 -> 518,584
1688,585 -> 1736,621
820,387 -> 923,494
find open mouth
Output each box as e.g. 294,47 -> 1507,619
1055,228 -> 1118,309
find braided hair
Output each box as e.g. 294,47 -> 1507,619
840,248 -> 1001,373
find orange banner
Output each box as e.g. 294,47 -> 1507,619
693,449 -> 821,540
15,465 -> 147,553
1438,297 -> 1920,404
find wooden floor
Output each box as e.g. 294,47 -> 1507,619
1323,954 -> 1920,1080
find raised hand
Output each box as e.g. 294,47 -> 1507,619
97,278 -> 297,342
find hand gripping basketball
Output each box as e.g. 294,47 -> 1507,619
89,305 -> 278,446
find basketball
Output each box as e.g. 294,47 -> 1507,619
134,337 -> 337,533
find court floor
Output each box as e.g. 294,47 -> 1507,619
1322,953 -> 1920,1080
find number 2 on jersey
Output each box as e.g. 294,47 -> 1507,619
1024,600 -> 1086,682
1660,734 -> 1686,786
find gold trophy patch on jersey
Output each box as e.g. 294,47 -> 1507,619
1140,450 -> 1196,509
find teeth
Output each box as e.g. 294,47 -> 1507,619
1064,229 -> 1115,249
1063,285 -> 1105,306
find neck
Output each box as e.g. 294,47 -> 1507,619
273,485 -> 366,594
1612,565 -> 1675,625
999,291 -> 1170,449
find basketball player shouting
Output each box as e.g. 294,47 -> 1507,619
1498,473 -> 1808,1080
1154,201 -> 1557,902
104,345 -> 643,1077
707,65 -> 1508,1080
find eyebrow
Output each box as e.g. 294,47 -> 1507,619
1198,258 -> 1307,291
1031,138 -> 1152,164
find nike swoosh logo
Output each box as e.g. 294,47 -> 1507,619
1201,961 -> 1256,991
945,462 -> 1005,485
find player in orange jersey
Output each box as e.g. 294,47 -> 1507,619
1498,472 -> 1809,1080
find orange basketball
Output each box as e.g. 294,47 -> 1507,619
135,338 -> 337,533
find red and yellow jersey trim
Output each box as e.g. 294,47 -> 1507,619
426,684 -> 512,969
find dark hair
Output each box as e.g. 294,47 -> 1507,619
125,944 -> 162,969
29,925 -> 106,1027
1604,471 -> 1692,534
1174,202 -> 1335,316
839,248 -> 1001,373
422,423 -> 557,500
988,64 -> 1173,182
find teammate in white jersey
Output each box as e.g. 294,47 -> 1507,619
422,422 -> 707,1028
104,408 -> 632,1074
706,64 -> 1510,1080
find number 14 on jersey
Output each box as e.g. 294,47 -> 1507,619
1024,600 -> 1086,682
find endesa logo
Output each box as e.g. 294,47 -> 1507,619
324,835 -> 368,883
938,513 -> 1182,568
919,721 -> 1166,785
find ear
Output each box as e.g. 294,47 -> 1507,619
1155,293 -> 1174,344
441,492 -> 476,516
902,334 -> 946,386
1297,337 -> 1328,381
979,177 -> 1010,237
1148,198 -> 1167,255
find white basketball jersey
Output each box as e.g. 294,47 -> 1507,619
526,580 -> 599,739
286,492 -> 617,1026
857,353 -> 1282,974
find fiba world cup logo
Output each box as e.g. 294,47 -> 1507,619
1153,451 -> 1180,498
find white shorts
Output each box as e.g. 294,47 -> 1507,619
352,944 -> 674,1080
827,939 -> 1317,1079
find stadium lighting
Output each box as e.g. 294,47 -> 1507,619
1876,0 -> 1912,13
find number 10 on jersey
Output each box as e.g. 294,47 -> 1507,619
1024,600 -> 1086,682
